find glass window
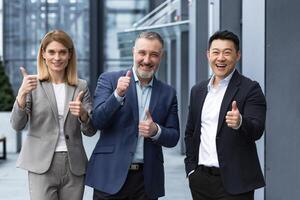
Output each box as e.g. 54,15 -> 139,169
104,0 -> 149,71
3,0 -> 89,93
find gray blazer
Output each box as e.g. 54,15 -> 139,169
10,79 -> 96,176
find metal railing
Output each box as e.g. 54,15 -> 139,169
132,0 -> 179,28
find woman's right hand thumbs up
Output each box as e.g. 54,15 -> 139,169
17,67 -> 38,108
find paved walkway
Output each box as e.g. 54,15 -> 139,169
0,133 -> 192,200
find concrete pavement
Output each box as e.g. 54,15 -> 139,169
0,133 -> 192,200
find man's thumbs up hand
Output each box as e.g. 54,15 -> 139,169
145,109 -> 153,121
225,101 -> 241,129
116,70 -> 131,97
69,91 -> 88,122
139,109 -> 158,138
125,70 -> 131,78
231,101 -> 238,111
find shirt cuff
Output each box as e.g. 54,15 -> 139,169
150,124 -> 161,140
78,116 -> 90,124
114,90 -> 125,104
233,114 -> 243,130
17,103 -> 25,111
188,170 -> 195,177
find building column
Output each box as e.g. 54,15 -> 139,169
242,1 -> 265,199
89,0 -> 105,92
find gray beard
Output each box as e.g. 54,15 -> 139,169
134,65 -> 155,79
137,69 -> 154,79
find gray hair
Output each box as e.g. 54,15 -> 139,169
135,31 -> 164,48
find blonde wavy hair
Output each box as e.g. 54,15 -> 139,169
37,30 -> 78,85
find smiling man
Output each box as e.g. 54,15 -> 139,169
85,31 -> 180,200
184,30 -> 267,200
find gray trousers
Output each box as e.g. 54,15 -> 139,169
28,152 -> 84,200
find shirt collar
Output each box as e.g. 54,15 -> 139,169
207,69 -> 235,91
132,67 -> 153,87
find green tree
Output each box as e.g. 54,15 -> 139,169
0,60 -> 15,111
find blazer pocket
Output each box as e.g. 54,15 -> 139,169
94,145 -> 115,154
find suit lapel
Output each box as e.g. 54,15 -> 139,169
63,83 -> 75,124
195,82 -> 209,133
126,70 -> 139,125
217,70 -> 241,135
149,77 -> 160,114
41,81 -> 76,125
41,81 -> 59,124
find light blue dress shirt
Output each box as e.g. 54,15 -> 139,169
113,68 -> 161,163
132,69 -> 152,163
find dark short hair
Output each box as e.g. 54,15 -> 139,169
208,30 -> 240,51
135,31 -> 164,48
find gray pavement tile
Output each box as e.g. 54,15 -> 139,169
0,134 -> 192,200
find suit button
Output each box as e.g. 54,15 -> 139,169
65,135 -> 69,140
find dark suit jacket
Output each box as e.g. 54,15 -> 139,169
184,70 -> 266,195
85,69 -> 180,199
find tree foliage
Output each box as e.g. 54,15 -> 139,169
0,60 -> 15,111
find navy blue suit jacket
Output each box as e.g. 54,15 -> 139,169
184,70 -> 266,194
85,69 -> 180,199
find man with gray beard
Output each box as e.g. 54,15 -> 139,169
85,31 -> 180,200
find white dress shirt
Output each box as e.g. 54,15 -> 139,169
198,70 -> 234,167
52,83 -> 67,152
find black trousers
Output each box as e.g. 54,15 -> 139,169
188,165 -> 254,200
93,169 -> 157,200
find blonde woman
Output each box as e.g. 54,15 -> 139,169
10,30 -> 96,200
